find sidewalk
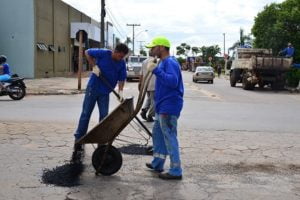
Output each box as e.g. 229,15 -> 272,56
24,77 -> 89,95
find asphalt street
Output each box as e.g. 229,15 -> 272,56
0,71 -> 300,200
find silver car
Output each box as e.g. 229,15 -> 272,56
192,66 -> 215,84
126,56 -> 147,81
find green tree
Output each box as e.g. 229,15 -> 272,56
200,45 -> 221,64
229,28 -> 253,51
139,48 -> 147,56
124,37 -> 132,46
176,43 -> 191,57
252,0 -> 300,61
191,47 -> 200,56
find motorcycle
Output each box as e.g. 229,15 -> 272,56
0,74 -> 26,100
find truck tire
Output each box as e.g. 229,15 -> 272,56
242,76 -> 255,90
258,82 -> 265,88
271,81 -> 285,90
230,70 -> 237,87
271,74 -> 285,90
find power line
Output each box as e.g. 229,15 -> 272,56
105,7 -> 127,39
105,9 -> 125,38
105,7 -> 126,33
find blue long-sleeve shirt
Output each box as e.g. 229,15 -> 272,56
282,47 -> 295,57
87,49 -> 126,94
153,56 -> 184,117
0,63 -> 10,75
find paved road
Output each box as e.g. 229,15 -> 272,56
1,71 -> 300,133
0,71 -> 300,200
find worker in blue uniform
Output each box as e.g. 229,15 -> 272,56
145,36 -> 184,180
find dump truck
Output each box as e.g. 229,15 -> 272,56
229,48 -> 293,90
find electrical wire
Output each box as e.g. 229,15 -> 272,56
105,7 -> 127,39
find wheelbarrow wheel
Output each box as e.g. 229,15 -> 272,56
92,145 -> 122,176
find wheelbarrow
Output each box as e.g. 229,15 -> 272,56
76,66 -> 154,176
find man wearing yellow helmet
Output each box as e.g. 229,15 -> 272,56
145,36 -> 184,180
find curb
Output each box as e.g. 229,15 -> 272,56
26,89 -> 86,96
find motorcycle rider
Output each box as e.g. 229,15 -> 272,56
0,55 -> 11,92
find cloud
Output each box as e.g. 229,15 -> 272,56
62,0 -> 284,54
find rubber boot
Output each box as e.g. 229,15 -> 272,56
140,108 -> 147,120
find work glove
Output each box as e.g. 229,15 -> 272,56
146,58 -> 158,72
92,65 -> 101,77
118,90 -> 124,102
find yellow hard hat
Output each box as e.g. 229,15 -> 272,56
145,36 -> 171,48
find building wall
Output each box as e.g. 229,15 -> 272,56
53,0 -> 70,76
0,0 -> 35,78
0,0 -> 98,78
35,0 -> 54,77
35,0 -> 93,77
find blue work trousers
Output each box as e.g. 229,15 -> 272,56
74,86 -> 109,140
151,113 -> 182,176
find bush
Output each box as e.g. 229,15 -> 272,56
286,68 -> 300,87
176,57 -> 185,65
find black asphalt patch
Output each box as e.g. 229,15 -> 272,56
41,162 -> 84,187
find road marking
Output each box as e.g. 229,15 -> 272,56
184,82 -> 222,100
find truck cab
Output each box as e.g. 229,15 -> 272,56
126,55 -> 148,81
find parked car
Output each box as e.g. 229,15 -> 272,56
126,55 -> 147,81
192,66 -> 215,84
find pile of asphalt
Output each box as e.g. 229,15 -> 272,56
118,144 -> 153,155
42,162 -> 84,187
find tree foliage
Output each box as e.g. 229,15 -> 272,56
200,45 -> 221,63
229,28 -> 253,51
251,0 -> 300,61
176,43 -> 191,56
191,47 -> 200,56
139,49 -> 147,56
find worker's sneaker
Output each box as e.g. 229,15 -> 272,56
145,163 -> 163,173
146,115 -> 154,122
158,172 -> 182,180
140,109 -> 147,120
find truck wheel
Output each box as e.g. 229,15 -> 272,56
230,71 -> 237,87
258,82 -> 265,88
242,76 -> 255,90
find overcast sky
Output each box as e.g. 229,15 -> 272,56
62,0 -> 284,55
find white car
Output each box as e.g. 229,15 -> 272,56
192,66 -> 215,84
126,56 -> 147,81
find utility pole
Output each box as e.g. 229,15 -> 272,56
126,23 -> 140,55
223,33 -> 226,56
100,0 -> 106,48
78,31 -> 83,90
